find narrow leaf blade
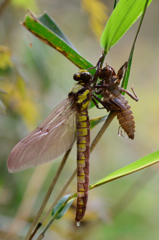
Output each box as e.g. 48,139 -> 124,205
100,0 -> 153,52
52,194 -> 73,220
22,13 -> 94,71
38,13 -> 78,52
90,150 -> 159,189
121,0 -> 150,90
67,151 -> 159,206
90,115 -> 108,129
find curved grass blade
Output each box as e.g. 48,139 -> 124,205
22,12 -> 102,110
100,0 -> 153,53
38,12 -> 79,52
90,150 -> 159,189
113,0 -> 117,9
65,150 -> 159,206
90,115 -> 108,129
52,194 -> 74,220
121,0 -> 150,91
40,194 -> 75,236
22,11 -> 95,71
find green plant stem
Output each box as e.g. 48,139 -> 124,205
113,0 -> 117,9
25,147 -> 72,240
122,0 -> 149,90
91,112 -> 116,152
36,233 -> 45,240
41,169 -> 77,224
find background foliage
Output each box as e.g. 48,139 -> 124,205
0,0 -> 159,239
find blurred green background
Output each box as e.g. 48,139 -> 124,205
0,0 -> 159,239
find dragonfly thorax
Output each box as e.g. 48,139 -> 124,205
68,70 -> 93,112
68,83 -> 91,112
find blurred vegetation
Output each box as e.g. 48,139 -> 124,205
0,0 -> 159,240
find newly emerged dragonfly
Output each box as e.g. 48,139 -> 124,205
96,62 -> 139,139
7,69 -> 104,223
7,56 -> 138,223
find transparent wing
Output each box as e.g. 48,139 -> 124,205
8,98 -> 76,173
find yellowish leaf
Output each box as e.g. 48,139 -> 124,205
0,46 -> 13,70
11,0 -> 39,12
0,77 -> 40,130
81,0 -> 108,40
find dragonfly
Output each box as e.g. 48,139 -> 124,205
96,62 -> 139,139
7,68 -> 105,223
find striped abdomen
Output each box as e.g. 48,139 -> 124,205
75,109 -> 90,222
69,69 -> 92,222
116,98 -> 135,139
103,93 -> 135,139
98,62 -> 138,140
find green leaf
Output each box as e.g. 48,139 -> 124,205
22,12 -> 95,72
90,115 -> 108,129
121,0 -> 150,91
113,0 -> 117,9
90,150 -> 159,189
48,150 -> 159,223
121,48 -> 133,92
68,150 -> 159,203
52,194 -> 74,220
100,0 -> 153,52
38,13 -> 78,52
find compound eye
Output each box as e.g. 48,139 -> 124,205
81,72 -> 92,81
73,72 -> 81,81
73,70 -> 92,81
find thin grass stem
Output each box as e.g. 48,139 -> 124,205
40,169 -> 77,224
25,147 -> 72,240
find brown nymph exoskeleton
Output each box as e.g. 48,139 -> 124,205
95,62 -> 139,139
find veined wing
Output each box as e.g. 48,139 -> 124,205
8,98 -> 76,173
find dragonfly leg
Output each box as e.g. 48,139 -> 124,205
119,85 -> 139,102
92,94 -> 109,110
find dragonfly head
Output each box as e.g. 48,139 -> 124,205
73,70 -> 92,83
